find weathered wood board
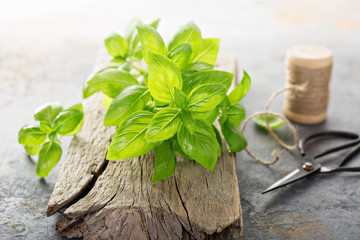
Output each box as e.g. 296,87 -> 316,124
46,53 -> 243,240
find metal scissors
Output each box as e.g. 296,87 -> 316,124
263,131 -> 360,194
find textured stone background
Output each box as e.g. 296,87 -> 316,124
1,0 -> 360,239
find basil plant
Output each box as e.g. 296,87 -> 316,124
84,19 -> 251,183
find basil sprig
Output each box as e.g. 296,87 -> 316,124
84,19 -> 251,183
18,103 -> 84,177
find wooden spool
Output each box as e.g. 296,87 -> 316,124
46,51 -> 243,240
283,45 -> 333,124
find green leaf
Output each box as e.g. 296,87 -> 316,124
190,38 -> 220,65
182,70 -> 233,94
179,110 -> 196,134
192,107 -> 219,124
174,87 -> 187,109
83,82 -> 98,99
53,109 -> 84,136
253,114 -> 285,130
111,56 -> 126,63
136,24 -> 167,61
104,85 -> 151,126
125,18 -> 143,43
34,102 -> 63,124
87,68 -> 139,98
145,107 -> 181,142
228,70 -> 251,106
24,145 -> 41,156
172,137 -> 191,159
149,18 -> 161,30
39,121 -> 53,134
18,125 -> 47,146
147,52 -> 182,103
187,84 -> 226,112
168,43 -> 192,69
36,141 -> 62,178
105,33 -> 128,58
151,140 -> 176,183
220,120 -> 247,152
168,21 -> 201,52
102,94 -> 113,110
65,103 -> 84,135
227,103 -> 246,127
118,61 -> 132,72
107,111 -> 155,160
177,119 -> 220,171
212,125 -> 223,151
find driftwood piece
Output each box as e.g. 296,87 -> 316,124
47,53 -> 243,240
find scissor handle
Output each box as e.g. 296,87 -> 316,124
299,131 -> 359,156
338,144 -> 360,167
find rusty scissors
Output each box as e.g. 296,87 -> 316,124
263,131 -> 360,194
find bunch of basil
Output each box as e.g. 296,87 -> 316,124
85,19 -> 251,183
18,103 -> 84,177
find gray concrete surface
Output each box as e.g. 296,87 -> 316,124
1,0 -> 360,239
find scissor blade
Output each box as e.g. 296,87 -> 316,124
262,164 -> 321,194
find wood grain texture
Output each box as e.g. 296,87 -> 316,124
47,52 -> 243,240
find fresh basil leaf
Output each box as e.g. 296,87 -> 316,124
107,111 -> 155,160
24,145 -> 41,156
105,33 -> 128,58
104,85 -> 150,126
228,70 -> 251,106
53,109 -> 83,136
18,125 -> 47,146
218,109 -> 227,125
227,103 -> 246,127
65,103 -> 84,136
34,102 -> 63,124
152,140 -> 176,183
168,21 -> 201,52
171,137 -> 191,159
168,43 -> 192,69
220,120 -> 247,152
187,84 -> 226,112
111,56 -> 126,63
147,52 -> 182,103
149,18 -> 161,30
39,121 -> 53,134
179,110 -> 196,134
182,70 -> 233,94
36,141 -> 62,178
87,68 -> 139,98
174,87 -> 187,109
118,61 -> 132,72
136,24 -> 167,61
145,107 -> 181,142
83,82 -> 98,99
192,107 -> 219,124
190,38 -> 220,65
219,95 -> 231,108
212,125 -> 223,151
253,114 -> 285,130
102,94 -> 113,110
125,18 -> 143,43
177,119 -> 220,171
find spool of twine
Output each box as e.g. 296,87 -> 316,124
283,45 -> 333,124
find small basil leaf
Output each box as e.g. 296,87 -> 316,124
219,95 -> 231,108
24,145 -> 41,156
168,21 -> 202,52
111,56 -> 126,63
190,38 -> 220,65
253,114 -> 285,130
34,102 -> 63,124
171,137 -> 191,159
152,140 -> 176,183
53,110 -> 83,136
118,61 -> 132,72
174,87 -> 187,109
147,52 -> 182,103
102,94 -> 113,110
145,107 -> 181,142
49,132 -> 58,142
87,68 -> 139,98
168,43 -> 192,69
65,103 -> 84,136
218,109 -> 228,125
149,18 -> 161,30
192,107 -> 219,124
104,33 -> 128,58
220,120 -> 247,152
177,120 -> 220,171
227,103 -> 246,127
36,141 -> 62,178
104,85 -> 150,127
18,125 -> 47,146
187,84 -> 226,112
136,24 -> 167,61
39,121 -> 54,134
228,70 -> 251,106
212,125 -> 223,151
83,82 -> 98,99
106,111 -> 155,160
182,70 -> 233,94
181,62 -> 214,77
179,110 -> 196,134
125,18 -> 143,44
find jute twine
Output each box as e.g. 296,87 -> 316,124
241,45 -> 333,165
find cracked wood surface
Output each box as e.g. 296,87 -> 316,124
47,53 -> 243,240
